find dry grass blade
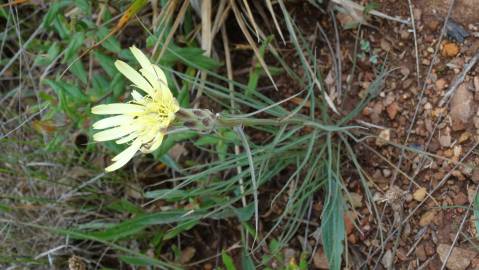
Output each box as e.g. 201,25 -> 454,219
265,0 -> 285,44
192,0 -> 212,107
230,0 -> 278,91
241,0 -> 260,40
152,0 -> 179,54
157,0 -> 190,61
211,0 -> 230,38
201,0 -> 212,55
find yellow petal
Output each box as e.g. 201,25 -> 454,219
140,66 -> 167,91
131,90 -> 144,102
115,60 -> 155,96
92,115 -> 133,130
92,103 -> 144,115
93,125 -> 136,142
106,138 -> 142,172
130,46 -> 159,88
112,138 -> 142,162
141,133 -> 164,153
116,132 -> 138,144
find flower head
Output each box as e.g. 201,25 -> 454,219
91,46 -> 179,172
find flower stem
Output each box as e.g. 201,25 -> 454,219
216,115 -> 349,132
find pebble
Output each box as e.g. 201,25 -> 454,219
435,78 -> 447,91
425,17 -> 440,31
473,116 -> 479,129
386,102 -> 399,120
413,187 -> 427,202
458,131 -> 471,143
439,133 -> 451,147
441,42 -> 460,57
437,244 -> 477,270
413,8 -> 421,21
415,244 -> 427,261
400,30 -> 410,40
376,129 -> 391,147
313,249 -> 329,269
381,250 -> 393,268
454,192 -> 468,205
382,169 -> 392,178
419,210 -> 436,226
450,84 -> 473,131
471,167 -> 479,183
474,76 -> 479,91
348,192 -> 363,208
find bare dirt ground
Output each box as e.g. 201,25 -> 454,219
302,0 -> 479,269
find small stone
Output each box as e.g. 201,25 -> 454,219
472,167 -> 479,183
450,84 -> 473,131
376,129 -> 391,147
380,39 -> 391,52
419,210 -> 436,226
439,134 -> 452,147
68,256 -> 86,270
454,192 -> 468,205
425,16 -> 440,31
471,257 -> 479,270
424,241 -> 435,256
179,247 -> 196,264
344,213 -> 354,234
437,244 -> 477,270
386,102 -> 399,120
400,66 -> 410,77
348,193 -> 363,208
474,76 -> 479,92
347,233 -> 357,244
473,116 -> 479,129
441,42 -> 460,57
313,249 -> 329,269
381,250 -> 393,268
459,131 -> 471,143
384,94 -> 395,106
435,78 -> 447,91
400,30 -> 410,40
444,149 -> 454,158
467,186 -> 477,204
413,187 -> 427,202
372,102 -> 384,115
453,145 -> 462,158
413,8 -> 421,21
415,244 -> 427,261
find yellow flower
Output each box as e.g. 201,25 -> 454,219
91,46 -> 179,172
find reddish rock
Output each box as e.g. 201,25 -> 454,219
472,167 -> 479,183
454,192 -> 468,205
450,84 -> 473,131
441,43 -> 460,57
387,102 -> 400,120
415,244 -> 427,261
435,78 -> 447,91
